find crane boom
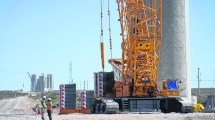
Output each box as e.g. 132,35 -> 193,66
110,0 -> 162,97
27,72 -> 32,79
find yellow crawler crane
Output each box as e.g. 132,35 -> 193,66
110,0 -> 162,97
94,0 -> 194,113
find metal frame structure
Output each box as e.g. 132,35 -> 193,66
115,0 -> 162,97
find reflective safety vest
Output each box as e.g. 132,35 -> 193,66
46,101 -> 53,110
39,104 -> 43,109
39,100 -> 46,109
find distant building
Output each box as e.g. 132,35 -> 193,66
192,88 -> 215,103
46,74 -> 53,91
30,74 -> 37,92
31,73 -> 54,93
35,78 -> 41,92
38,74 -> 45,93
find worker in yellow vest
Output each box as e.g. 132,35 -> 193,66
40,96 -> 46,120
46,98 -> 53,120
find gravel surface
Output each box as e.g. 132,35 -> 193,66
0,113 -> 215,120
0,96 -> 215,120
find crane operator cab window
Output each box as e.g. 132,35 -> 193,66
167,80 -> 179,90
162,79 -> 179,90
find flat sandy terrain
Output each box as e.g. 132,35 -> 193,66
0,96 -> 215,120
1,113 -> 215,120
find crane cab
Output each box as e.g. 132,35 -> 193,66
161,79 -> 180,97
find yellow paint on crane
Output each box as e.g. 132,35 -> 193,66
101,42 -> 105,71
115,0 -> 162,97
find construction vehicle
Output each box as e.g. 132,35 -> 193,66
92,0 -> 193,113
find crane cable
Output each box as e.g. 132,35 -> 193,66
100,0 -> 105,71
100,0 -> 103,42
108,0 -> 112,59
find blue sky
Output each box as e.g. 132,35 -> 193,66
189,0 -> 215,88
0,0 -> 215,91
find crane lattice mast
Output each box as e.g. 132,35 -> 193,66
116,0 -> 162,97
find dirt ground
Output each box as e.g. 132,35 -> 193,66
1,113 -> 215,120
0,96 -> 215,120
0,96 -> 35,114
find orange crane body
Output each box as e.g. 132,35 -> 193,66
92,0 -> 194,114
109,0 -> 162,97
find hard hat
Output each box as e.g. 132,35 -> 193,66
43,96 -> 46,99
47,98 -> 51,101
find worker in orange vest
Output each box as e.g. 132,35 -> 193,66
46,98 -> 53,120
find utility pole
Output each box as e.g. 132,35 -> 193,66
69,62 -> 73,84
87,80 -> 88,90
23,82 -> 24,91
197,68 -> 200,103
84,80 -> 85,90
